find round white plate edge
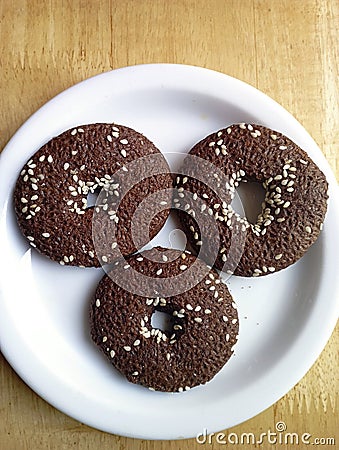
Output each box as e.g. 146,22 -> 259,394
0,64 -> 338,440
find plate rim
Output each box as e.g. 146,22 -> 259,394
0,63 -> 338,440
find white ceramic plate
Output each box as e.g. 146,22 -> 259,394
0,64 -> 338,440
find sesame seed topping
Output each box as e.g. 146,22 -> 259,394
305,226 -> 312,233
123,346 -> 131,352
71,129 -> 77,135
102,255 -> 108,263
95,299 -> 101,307
275,253 -> 283,260
194,317 -> 202,323
110,350 -> 115,358
47,155 -> 53,163
299,159 -> 308,165
107,135 -> 112,142
21,198 -> 28,203
120,139 -> 128,145
133,339 -> 140,346
42,232 -> 50,238
179,265 -> 187,271
120,149 -> 127,158
279,145 -> 287,150
271,134 -> 277,140
156,268 -> 163,276
226,333 -> 230,342
231,318 -> 237,324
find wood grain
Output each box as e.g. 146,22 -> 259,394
0,1 -> 338,449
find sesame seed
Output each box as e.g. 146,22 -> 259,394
268,267 -> 276,272
305,226 -> 312,233
227,127 -> 231,134
180,265 -> 187,271
166,353 -> 171,361
132,371 -> 139,376
215,148 -> 220,156
279,145 -> 287,150
300,159 -> 308,165
226,334 -> 230,342
120,139 -> 128,145
107,135 -> 112,142
110,350 -> 115,358
27,236 -> 34,241
31,184 -> 38,191
123,346 -> 131,352
102,336 -> 107,342
239,123 -> 246,129
194,317 -> 202,323
111,242 -> 117,249
102,255 -> 108,263
283,201 -> 291,208
133,339 -> 140,346
275,253 -> 283,260
156,268 -> 163,276
47,155 -> 53,163
162,254 -> 168,262
231,318 -> 237,324
21,198 -> 28,203
42,232 -> 50,238
271,134 -> 277,140
186,304 -> 193,310
209,141 -> 215,147
95,299 -> 101,307
120,149 -> 127,158
204,309 -> 211,314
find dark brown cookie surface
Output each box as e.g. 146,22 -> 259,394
174,123 -> 328,277
89,247 -> 239,392
14,123 -> 172,267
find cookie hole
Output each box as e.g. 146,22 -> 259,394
86,189 -> 100,209
231,181 -> 266,224
151,309 -> 173,333
168,228 -> 187,250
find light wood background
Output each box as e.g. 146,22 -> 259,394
0,1 -> 338,449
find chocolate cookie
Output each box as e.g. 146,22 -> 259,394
89,247 -> 239,392
174,123 -> 328,277
14,123 -> 172,267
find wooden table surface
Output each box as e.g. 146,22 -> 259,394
0,1 -> 338,449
